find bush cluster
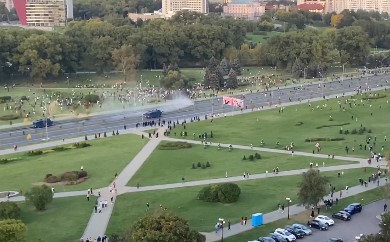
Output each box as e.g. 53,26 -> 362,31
198,183 -> 241,203
0,96 -> 11,103
192,161 -> 211,169
344,127 -> 372,135
361,94 -> 386,100
44,170 -> 88,183
84,94 -> 100,103
20,96 -> 29,101
0,114 -> 20,120
0,159 -> 12,164
0,202 -> 21,220
73,142 -> 91,148
159,141 -> 192,150
304,137 -> 345,142
26,150 -> 43,156
243,153 -> 262,161
51,146 -> 68,152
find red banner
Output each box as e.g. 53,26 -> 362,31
223,96 -> 244,108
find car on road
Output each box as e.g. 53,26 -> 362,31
326,238 -> 343,242
307,219 -> 329,230
143,109 -> 162,119
268,232 -> 288,242
344,203 -> 362,215
315,215 -> 335,226
32,118 -> 54,128
257,237 -> 277,242
284,226 -> 305,239
291,224 -> 312,235
274,228 -> 296,241
332,211 -> 351,221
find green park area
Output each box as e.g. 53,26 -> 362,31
170,89 -> 390,157
109,167 -> 375,234
20,196 -> 92,242
0,134 -> 147,193
129,141 -> 355,186
223,188 -> 384,242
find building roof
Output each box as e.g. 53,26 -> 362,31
231,0 -> 251,4
297,3 -> 324,11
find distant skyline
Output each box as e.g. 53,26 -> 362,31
297,0 -> 390,13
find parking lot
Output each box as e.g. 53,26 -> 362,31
301,199 -> 383,242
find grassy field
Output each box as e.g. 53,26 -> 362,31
170,89 -> 390,157
129,142 -> 356,186
223,187 -> 384,242
246,32 -> 283,44
0,134 -> 147,193
109,167 -> 375,234
20,196 -> 92,242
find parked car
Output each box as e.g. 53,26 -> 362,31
327,238 -> 343,242
284,226 -> 305,239
291,224 -> 312,235
275,228 -> 296,241
344,203 -> 362,215
307,219 -> 329,230
315,215 -> 335,226
258,237 -> 277,242
143,109 -> 162,119
268,233 -> 288,242
332,211 -> 352,221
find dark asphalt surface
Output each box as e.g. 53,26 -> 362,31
302,199 -> 384,242
1,73 -> 390,149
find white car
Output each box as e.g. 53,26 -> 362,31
315,215 -> 335,226
275,228 -> 296,241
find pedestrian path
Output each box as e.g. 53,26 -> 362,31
81,127 -> 165,240
202,177 -> 388,242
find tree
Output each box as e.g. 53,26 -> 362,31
230,59 -> 241,75
297,168 -> 329,207
25,185 -> 54,211
0,219 -> 26,242
226,68 -> 238,89
0,202 -> 21,220
112,45 -> 140,82
331,14 -> 343,28
360,212 -> 390,242
127,212 -> 205,242
335,26 -> 370,65
218,58 -> 230,76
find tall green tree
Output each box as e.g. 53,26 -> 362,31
25,185 -> 54,211
335,26 -> 370,65
112,44 -> 140,82
226,68 -> 238,89
126,212 -> 205,242
230,59 -> 241,75
297,168 -> 329,207
0,219 -> 26,242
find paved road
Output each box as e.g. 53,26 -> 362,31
1,73 -> 390,149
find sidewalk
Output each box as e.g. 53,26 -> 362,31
202,177 -> 388,242
81,127 -> 165,240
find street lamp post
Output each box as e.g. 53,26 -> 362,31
218,218 -> 225,242
286,197 -> 292,219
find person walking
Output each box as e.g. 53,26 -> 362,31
87,194 -> 90,201
228,220 -> 231,230
384,204 -> 388,212
281,204 -> 285,213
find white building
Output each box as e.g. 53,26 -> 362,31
297,0 -> 390,13
162,0 -> 208,18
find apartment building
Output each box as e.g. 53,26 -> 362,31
297,0 -> 390,13
13,0 -> 73,26
162,0 -> 208,18
223,1 -> 266,20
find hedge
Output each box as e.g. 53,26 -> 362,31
0,114 -> 20,121
158,141 -> 192,150
73,142 -> 91,148
305,137 -> 345,142
26,150 -> 43,156
316,123 -> 350,129
198,183 -> 241,203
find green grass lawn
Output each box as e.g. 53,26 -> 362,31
246,32 -> 282,44
109,167 -> 376,234
170,89 -> 390,157
222,187 -> 384,242
129,142 -> 355,186
0,134 -> 147,193
20,196 -> 92,242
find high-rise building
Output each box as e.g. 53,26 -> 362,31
0,0 -> 14,11
13,0 -> 73,27
162,0 -> 208,18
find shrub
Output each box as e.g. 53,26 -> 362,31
343,130 -> 349,135
45,174 -> 53,178
206,161 -> 211,167
77,170 -> 88,179
60,172 -> 78,181
351,128 -> 357,134
367,129 -> 372,133
217,183 -> 241,203
0,202 -> 21,219
52,146 -> 67,152
25,185 -> 53,211
197,162 -> 202,168
158,141 -> 192,150
339,129 -> 343,134
73,142 -> 91,148
242,155 -> 247,160
201,163 -> 206,169
328,117 -> 334,121
44,175 -> 60,183
0,96 -> 11,102
248,155 -> 254,161
20,96 -> 28,101
198,183 -> 241,203
84,94 -> 100,103
0,114 -> 19,121
26,150 -> 43,156
192,163 -> 196,169
0,159 -> 11,164
254,153 -> 261,159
